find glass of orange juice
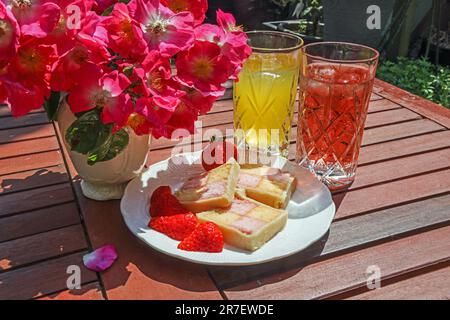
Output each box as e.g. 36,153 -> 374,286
233,31 -> 303,157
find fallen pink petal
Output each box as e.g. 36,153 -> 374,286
83,245 -> 118,272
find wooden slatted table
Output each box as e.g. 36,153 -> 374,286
1,79 -> 450,300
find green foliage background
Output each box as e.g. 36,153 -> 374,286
377,57 -> 450,109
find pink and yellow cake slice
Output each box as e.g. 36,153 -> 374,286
197,194 -> 288,251
237,165 -> 297,209
174,159 -> 240,213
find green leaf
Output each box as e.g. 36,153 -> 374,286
43,91 -> 61,121
87,129 -> 129,166
65,109 -> 111,155
101,5 -> 114,16
301,7 -> 312,17
65,109 -> 130,165
101,0 -> 130,15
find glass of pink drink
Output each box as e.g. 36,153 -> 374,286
297,42 -> 379,191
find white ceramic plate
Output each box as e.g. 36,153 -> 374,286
120,151 -> 335,266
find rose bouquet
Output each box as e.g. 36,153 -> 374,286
0,0 -> 251,165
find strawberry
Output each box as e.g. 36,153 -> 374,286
178,222 -> 224,253
149,213 -> 198,241
150,186 -> 190,217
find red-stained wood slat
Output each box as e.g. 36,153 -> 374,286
150,122 -> 234,151
0,165 -> 69,195
0,150 -> 64,176
288,117 -> 448,163
367,99 -> 402,113
0,225 -> 88,271
348,265 -> 450,300
351,148 -> 450,190
358,130 -> 450,166
0,106 -> 44,118
209,194 -> 450,290
0,202 -> 80,243
37,282 -> 104,300
198,110 -> 234,128
0,251 -> 97,300
147,147 -> 177,165
70,183 -> 223,300
364,108 -> 421,129
0,136 -> 60,159
0,105 -> 11,117
209,193 -> 450,290
224,225 -> 450,300
333,169 -> 450,220
0,183 -> 74,218
374,79 -> 450,129
206,99 -> 234,114
0,124 -> 54,145
370,93 -> 383,101
362,119 -> 444,146
0,112 -> 49,130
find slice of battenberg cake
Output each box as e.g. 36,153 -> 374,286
197,194 -> 288,251
236,165 -> 297,209
174,159 -> 240,213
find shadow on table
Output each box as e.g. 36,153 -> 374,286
0,124 -> 48,143
0,169 -> 94,299
0,168 -> 68,196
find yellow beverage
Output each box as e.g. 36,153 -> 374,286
233,53 -> 300,156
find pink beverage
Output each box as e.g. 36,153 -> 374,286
297,43 -> 379,191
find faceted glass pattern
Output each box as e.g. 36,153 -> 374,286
296,42 -> 379,191
234,31 -> 303,157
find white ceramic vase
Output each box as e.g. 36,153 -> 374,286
57,100 -> 151,201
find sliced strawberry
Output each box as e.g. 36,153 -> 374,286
178,222 -> 224,253
150,186 -> 190,217
149,213 -> 198,241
